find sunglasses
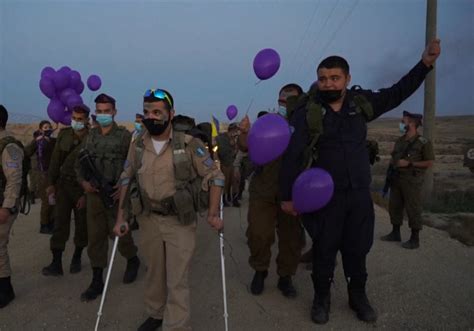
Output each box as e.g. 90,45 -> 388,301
144,89 -> 173,108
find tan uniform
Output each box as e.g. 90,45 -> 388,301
120,130 -> 224,331
0,131 -> 23,278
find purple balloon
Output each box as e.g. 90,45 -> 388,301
59,88 -> 76,105
59,110 -> 72,126
39,78 -> 56,99
74,80 -> 85,94
248,113 -> 291,165
253,48 -> 281,80
66,94 -> 83,110
47,99 -> 65,123
226,105 -> 238,120
41,66 -> 55,79
87,74 -> 102,91
53,71 -> 70,91
292,168 -> 334,214
69,70 -> 82,88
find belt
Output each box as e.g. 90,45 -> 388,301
150,196 -> 177,216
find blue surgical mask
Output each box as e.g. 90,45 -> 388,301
134,122 -> 143,132
96,114 -> 113,127
399,122 -> 408,133
71,120 -> 85,131
278,106 -> 287,117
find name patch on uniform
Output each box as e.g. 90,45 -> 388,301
195,147 -> 206,157
348,111 -> 357,116
173,149 -> 186,155
203,157 -> 214,168
6,162 -> 19,168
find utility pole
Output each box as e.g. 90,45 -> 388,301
422,0 -> 437,205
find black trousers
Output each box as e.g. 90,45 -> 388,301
302,188 -> 374,282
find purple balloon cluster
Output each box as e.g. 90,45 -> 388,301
39,66 -> 102,125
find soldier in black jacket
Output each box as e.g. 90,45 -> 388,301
279,39 -> 441,324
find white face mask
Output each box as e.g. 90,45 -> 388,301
278,105 -> 287,117
399,122 -> 408,133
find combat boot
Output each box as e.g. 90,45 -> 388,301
80,268 -> 104,302
380,225 -> 401,242
277,276 -> 297,298
402,229 -> 420,249
250,270 -> 268,295
232,194 -> 241,207
0,277 -> 15,308
138,317 -> 163,331
123,256 -> 140,284
42,249 -> 63,276
223,194 -> 230,207
69,247 -> 84,274
310,274 -> 331,324
348,278 -> 377,322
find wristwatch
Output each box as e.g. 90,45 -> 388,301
7,206 -> 18,215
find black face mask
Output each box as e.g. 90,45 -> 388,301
43,129 -> 53,137
317,89 -> 344,103
143,118 -> 170,136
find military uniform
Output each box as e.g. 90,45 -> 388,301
42,127 -> 88,275
25,135 -> 56,232
247,157 -> 303,296
120,129 -> 224,331
0,130 -> 24,308
75,123 -> 139,301
389,134 -> 434,231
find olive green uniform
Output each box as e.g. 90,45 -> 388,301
25,137 -> 56,226
48,128 -> 88,251
75,123 -> 137,268
216,133 -> 236,196
247,158 -> 303,277
388,134 -> 435,230
0,132 -> 24,278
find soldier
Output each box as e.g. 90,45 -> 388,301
216,123 -> 240,207
75,93 -> 140,302
0,105 -> 23,308
113,88 -> 224,331
25,120 -> 56,234
42,105 -> 90,276
280,40 -> 440,324
381,111 -> 434,249
244,84 -> 305,298
132,113 -> 144,142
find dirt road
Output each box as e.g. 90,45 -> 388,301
1,198 -> 473,330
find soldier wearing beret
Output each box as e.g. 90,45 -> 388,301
381,110 -> 435,249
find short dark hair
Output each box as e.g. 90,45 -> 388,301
39,120 -> 51,129
257,111 -> 268,118
279,83 -> 303,96
72,104 -> 90,116
143,89 -> 174,111
317,55 -> 350,75
0,105 -> 8,128
94,93 -> 116,107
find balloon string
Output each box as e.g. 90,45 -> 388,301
245,81 -> 262,116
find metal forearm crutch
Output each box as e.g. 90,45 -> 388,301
94,225 -> 125,331
219,195 -> 229,331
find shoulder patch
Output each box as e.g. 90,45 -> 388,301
6,144 -> 20,160
203,157 -> 214,168
418,136 -> 428,144
195,146 -> 206,157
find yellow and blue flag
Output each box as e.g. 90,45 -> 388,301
211,115 -> 220,137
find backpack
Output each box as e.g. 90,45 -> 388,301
288,89 -> 375,170
0,136 -> 31,215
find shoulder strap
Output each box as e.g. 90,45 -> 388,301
304,101 -> 325,169
352,93 -> 374,120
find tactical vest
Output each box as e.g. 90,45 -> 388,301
133,131 -> 209,225
291,92 -> 374,169
0,136 -> 30,208
85,126 -> 129,185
